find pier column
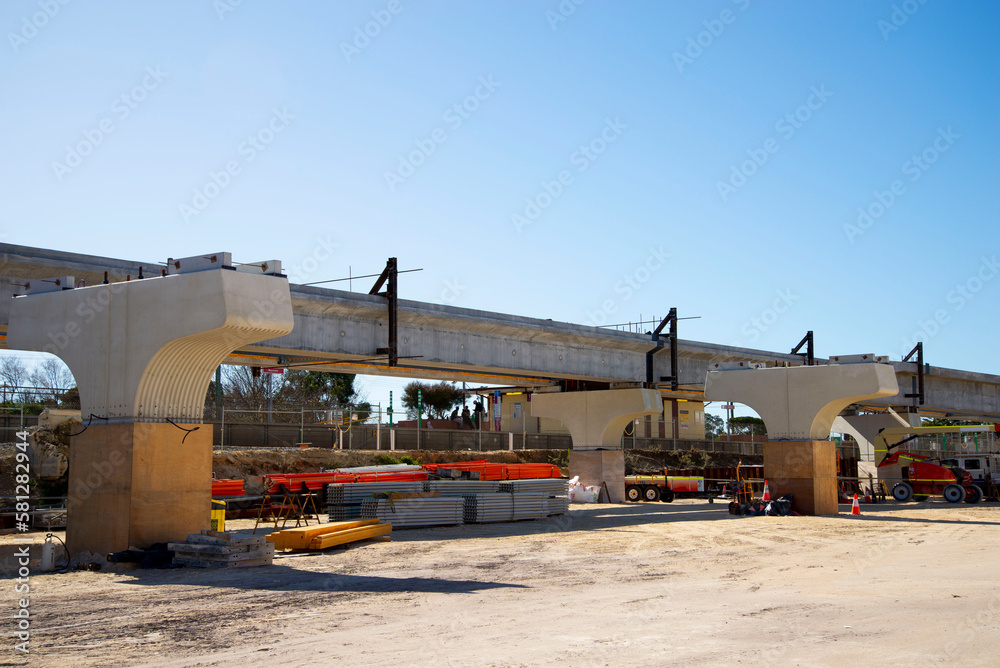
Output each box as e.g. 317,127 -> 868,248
8,254 -> 294,555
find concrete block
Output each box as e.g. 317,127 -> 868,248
569,449 -> 625,503
68,423 -> 211,555
763,440 -> 838,515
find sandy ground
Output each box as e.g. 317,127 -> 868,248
3,499 -> 999,667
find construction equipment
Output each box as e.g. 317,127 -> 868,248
875,425 -> 1000,504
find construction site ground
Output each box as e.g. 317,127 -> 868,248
4,499 -> 998,667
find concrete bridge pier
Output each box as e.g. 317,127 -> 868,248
532,388 -> 663,502
705,363 -> 898,515
832,410 -> 919,462
7,255 -> 294,556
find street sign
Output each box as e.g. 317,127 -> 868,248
722,403 -> 735,410
262,367 -> 284,374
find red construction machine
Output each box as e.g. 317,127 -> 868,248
875,424 -> 999,504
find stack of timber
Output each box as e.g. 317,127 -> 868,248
361,497 -> 464,528
267,520 -> 391,552
326,481 -> 426,522
169,531 -> 274,568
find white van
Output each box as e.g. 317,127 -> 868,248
940,455 -> 1000,486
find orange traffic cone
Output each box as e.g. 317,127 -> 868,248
762,480 -> 771,502
851,493 -> 861,516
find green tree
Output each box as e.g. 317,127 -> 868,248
402,381 -> 463,419
284,370 -> 359,405
921,417 -> 975,427
705,413 -> 725,438
728,416 -> 766,436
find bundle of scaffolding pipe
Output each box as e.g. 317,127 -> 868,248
425,480 -> 502,495
326,481 -> 425,505
542,496 -> 570,516
498,479 -> 569,497
360,497 -> 465,528
462,494 -> 515,523
327,505 -> 364,522
511,492 -> 548,520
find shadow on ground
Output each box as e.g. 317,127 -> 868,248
119,566 -> 527,593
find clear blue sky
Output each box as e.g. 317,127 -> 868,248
2,1 -> 998,416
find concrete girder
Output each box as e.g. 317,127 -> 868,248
705,364 -> 900,441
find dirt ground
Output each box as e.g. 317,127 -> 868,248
3,499 -> 999,667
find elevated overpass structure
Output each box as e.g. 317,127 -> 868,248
1,243 -> 998,421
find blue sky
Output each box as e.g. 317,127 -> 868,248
2,1 -> 998,416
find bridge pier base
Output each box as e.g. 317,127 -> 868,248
68,422 -> 212,555
532,388 -> 663,503
7,258 -> 294,556
762,440 -> 839,516
568,450 -> 627,502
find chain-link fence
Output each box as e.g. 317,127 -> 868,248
0,407 -> 38,443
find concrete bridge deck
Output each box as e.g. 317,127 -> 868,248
2,243 -> 997,420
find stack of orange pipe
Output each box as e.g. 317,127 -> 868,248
423,461 -> 563,481
211,479 -> 245,497
263,470 -> 428,494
